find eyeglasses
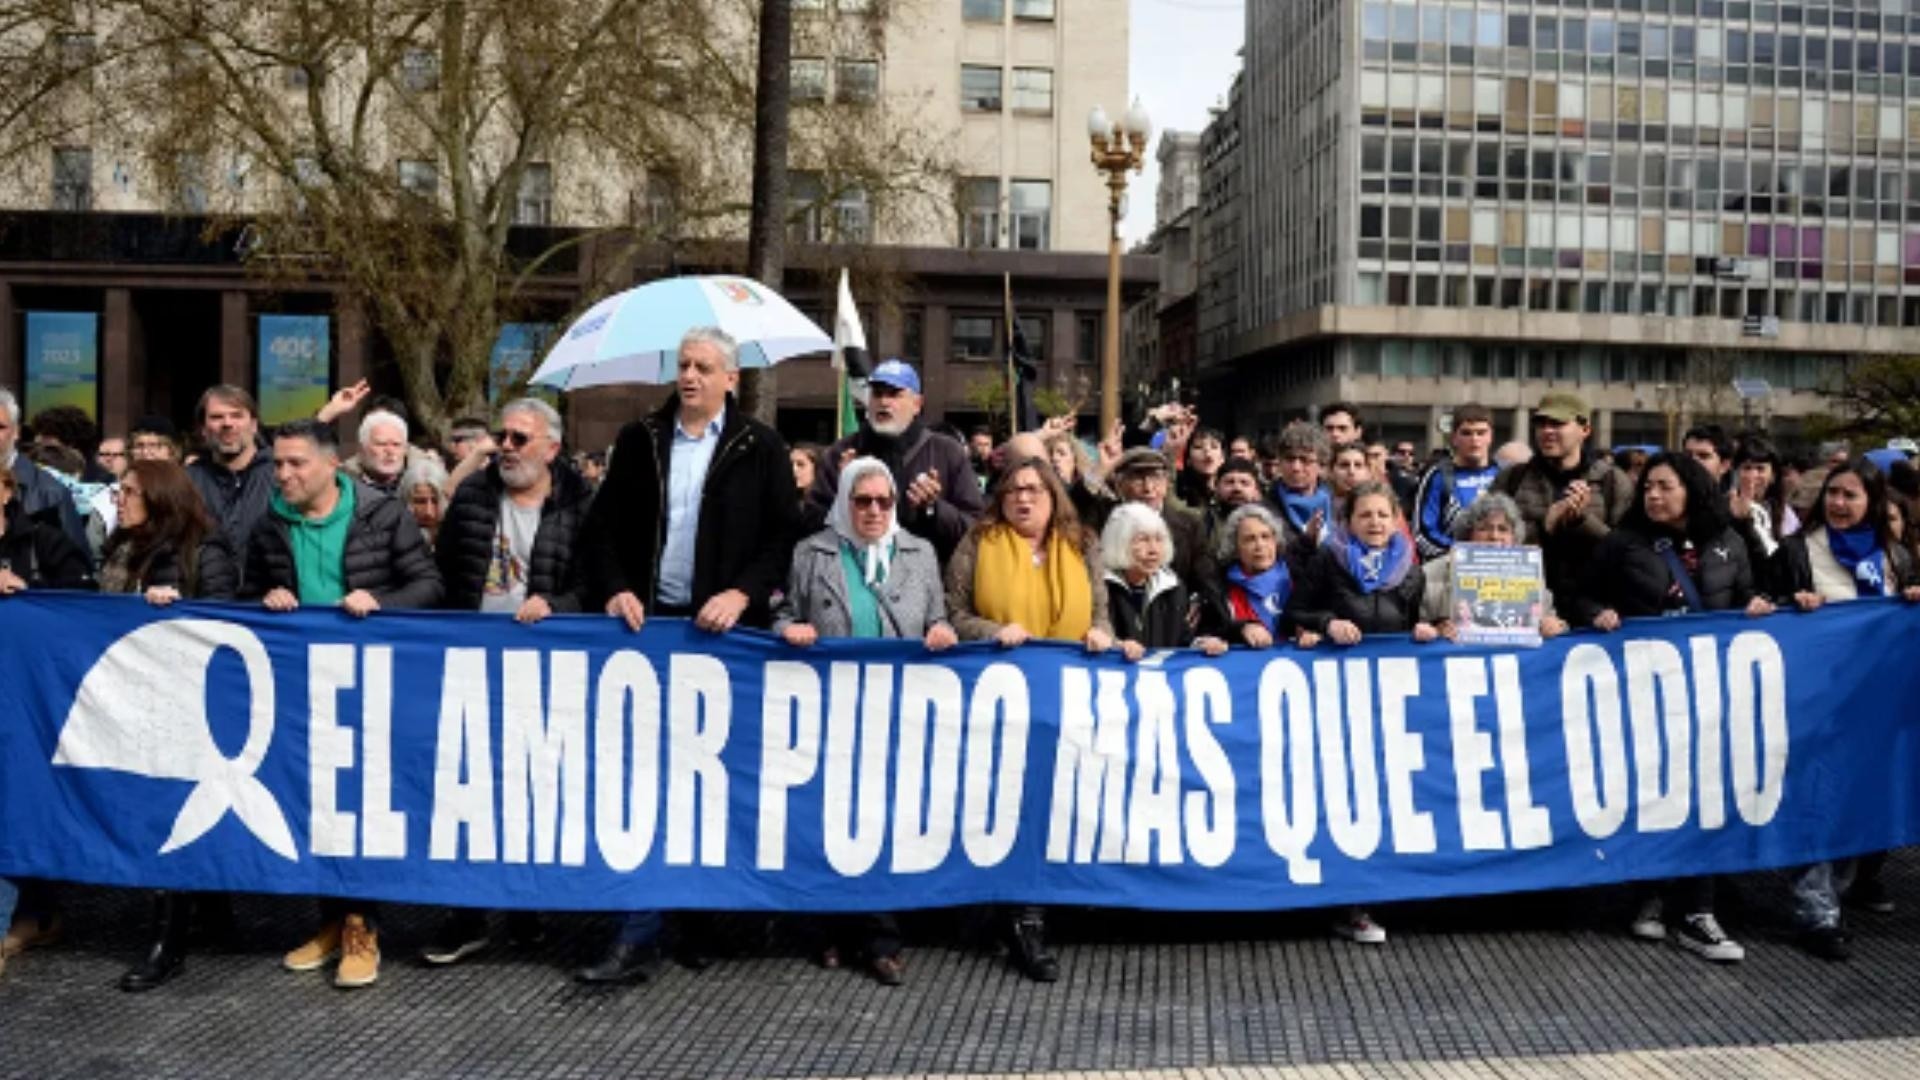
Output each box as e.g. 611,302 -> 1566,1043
852,494 -> 893,511
495,429 -> 535,449
1005,483 -> 1049,500
98,449 -> 127,459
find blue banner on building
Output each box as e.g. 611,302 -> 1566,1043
1,594 -> 1916,912
23,311 -> 100,422
256,315 -> 332,427
489,323 -> 557,407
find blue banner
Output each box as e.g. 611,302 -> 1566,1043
1,594 -> 1916,912
256,315 -> 332,427
23,311 -> 99,421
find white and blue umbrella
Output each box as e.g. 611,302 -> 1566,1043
530,275 -> 831,390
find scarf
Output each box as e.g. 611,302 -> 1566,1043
1827,523 -> 1890,598
1225,559 -> 1291,633
1274,482 -> 1332,534
971,523 -> 1093,641
1338,527 -> 1414,595
827,456 -> 901,587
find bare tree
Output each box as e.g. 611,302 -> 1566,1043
1818,355 -> 1920,444
0,0 -> 956,439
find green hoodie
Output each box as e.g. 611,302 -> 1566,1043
270,474 -> 355,606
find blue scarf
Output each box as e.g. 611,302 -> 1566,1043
1827,524 -> 1889,598
1226,560 -> 1292,633
1274,482 -> 1332,534
1341,529 -> 1414,595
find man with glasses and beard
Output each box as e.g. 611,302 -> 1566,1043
807,359 -> 983,562
417,397 -> 592,967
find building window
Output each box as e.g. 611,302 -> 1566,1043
951,313 -> 1000,360
401,47 -> 439,93
961,65 -> 1002,111
834,186 -> 871,243
172,153 -> 209,214
792,0 -> 826,9
791,57 -> 828,102
963,0 -> 1004,21
1016,314 -> 1049,364
51,147 -> 91,210
1011,68 -> 1053,113
1014,0 -> 1055,19
836,59 -> 879,103
960,177 -> 999,247
1009,179 -> 1050,250
642,172 -> 678,234
515,162 -> 553,225
789,170 -> 825,243
398,159 -> 439,198
902,309 -> 924,360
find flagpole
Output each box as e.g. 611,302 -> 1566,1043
1002,273 -> 1018,438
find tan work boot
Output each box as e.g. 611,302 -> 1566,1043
283,921 -> 343,972
333,915 -> 380,989
2,914 -> 63,957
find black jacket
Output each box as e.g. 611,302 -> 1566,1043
189,449 -> 276,583
437,460 -> 593,612
109,535 -> 240,600
1568,524 -> 1755,626
1286,542 -> 1426,636
1106,570 -> 1197,648
1768,529 -> 1919,600
578,394 -> 797,627
806,419 -> 984,561
9,455 -> 89,557
0,499 -> 92,590
242,480 -> 443,609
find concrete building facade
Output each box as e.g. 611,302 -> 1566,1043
1202,0 -> 1920,451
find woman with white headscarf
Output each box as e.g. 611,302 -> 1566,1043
771,456 -> 955,984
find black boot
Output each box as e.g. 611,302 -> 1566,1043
120,892 -> 190,992
573,941 -> 663,985
1007,911 -> 1059,983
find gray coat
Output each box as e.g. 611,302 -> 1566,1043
772,527 -> 950,639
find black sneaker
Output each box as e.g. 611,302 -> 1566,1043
1008,919 -> 1059,983
420,913 -> 491,966
1672,913 -> 1744,963
1800,926 -> 1852,962
1844,879 -> 1896,915
505,912 -> 548,948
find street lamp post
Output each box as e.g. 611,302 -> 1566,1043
1088,99 -> 1151,437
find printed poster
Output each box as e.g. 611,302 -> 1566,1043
24,311 -> 99,421
1450,542 -> 1546,647
256,315 -> 331,427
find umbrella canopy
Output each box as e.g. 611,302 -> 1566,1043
531,275 -> 831,390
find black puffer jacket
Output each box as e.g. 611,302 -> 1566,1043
1105,569 -> 1197,648
1568,524 -> 1755,625
242,480 -> 443,609
437,460 -> 593,612
577,394 -> 797,628
1285,542 -> 1425,636
107,535 -> 240,600
0,499 -> 92,590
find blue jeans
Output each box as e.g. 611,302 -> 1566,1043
615,910 -> 664,947
0,877 -> 17,936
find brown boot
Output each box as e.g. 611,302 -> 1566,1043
333,915 -> 380,989
282,921 -> 343,972
2,914 -> 63,958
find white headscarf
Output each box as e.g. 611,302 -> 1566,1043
828,456 -> 901,586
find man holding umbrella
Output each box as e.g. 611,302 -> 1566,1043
805,359 -> 983,562
574,324 -> 799,985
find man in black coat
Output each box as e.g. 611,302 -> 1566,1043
804,359 -> 983,561
419,396 -> 589,967
575,326 -> 798,986
186,385 -> 276,586
243,418 -> 442,991
1,388 -> 89,557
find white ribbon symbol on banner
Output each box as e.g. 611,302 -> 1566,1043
52,619 -> 298,861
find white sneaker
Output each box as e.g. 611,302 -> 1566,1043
1334,909 -> 1387,945
1673,913 -> 1744,963
1630,897 -> 1666,941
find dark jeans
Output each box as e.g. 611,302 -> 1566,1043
320,897 -> 380,931
812,914 -> 904,961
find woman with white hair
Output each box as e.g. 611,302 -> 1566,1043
772,456 -> 954,985
1101,502 -> 1227,659
401,455 -> 450,549
1417,492 -> 1568,640
1209,503 -> 1300,648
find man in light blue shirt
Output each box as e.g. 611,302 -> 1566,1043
656,404 -> 724,606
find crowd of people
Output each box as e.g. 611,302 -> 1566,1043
2,327 -> 1918,995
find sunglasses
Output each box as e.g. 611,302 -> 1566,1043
852,494 -> 893,511
495,429 -> 535,449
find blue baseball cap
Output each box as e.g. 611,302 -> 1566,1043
868,359 -> 921,394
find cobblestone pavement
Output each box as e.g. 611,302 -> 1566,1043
3,855 -> 1919,1079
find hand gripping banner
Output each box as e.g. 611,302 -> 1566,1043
2,593 -> 1917,912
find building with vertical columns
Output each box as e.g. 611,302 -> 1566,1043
0,0 -> 1145,450
1195,0 -> 1920,452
